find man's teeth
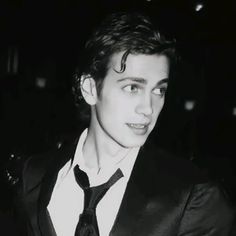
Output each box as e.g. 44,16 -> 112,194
130,124 -> 146,128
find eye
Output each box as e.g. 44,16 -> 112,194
123,84 -> 140,93
152,87 -> 167,97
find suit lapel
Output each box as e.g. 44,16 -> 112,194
37,139 -> 78,236
110,146 -> 151,236
110,140 -> 194,236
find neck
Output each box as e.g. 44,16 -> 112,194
82,121 -> 131,171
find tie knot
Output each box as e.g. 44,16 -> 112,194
74,165 -> 123,209
73,165 -> 123,190
73,165 -> 123,236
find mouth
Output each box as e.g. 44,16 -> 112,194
127,123 -> 148,129
126,123 -> 150,135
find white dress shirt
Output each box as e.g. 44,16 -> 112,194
47,129 -> 139,236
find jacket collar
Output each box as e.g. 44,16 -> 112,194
110,144 -> 158,235
37,138 -> 78,236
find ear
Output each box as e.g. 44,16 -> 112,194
80,74 -> 98,105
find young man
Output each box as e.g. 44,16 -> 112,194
16,12 -> 233,236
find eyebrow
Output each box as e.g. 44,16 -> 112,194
117,77 -> 168,86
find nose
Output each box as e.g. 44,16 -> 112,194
135,94 -> 153,116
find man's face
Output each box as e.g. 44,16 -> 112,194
91,52 -> 169,148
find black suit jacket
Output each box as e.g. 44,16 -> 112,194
15,132 -> 234,236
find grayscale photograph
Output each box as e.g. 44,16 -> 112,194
0,0 -> 235,235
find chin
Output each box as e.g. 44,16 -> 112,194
118,136 -> 148,148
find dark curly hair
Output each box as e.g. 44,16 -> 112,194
73,12 -> 177,122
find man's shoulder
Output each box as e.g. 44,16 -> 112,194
137,145 -> 232,210
140,144 -> 209,186
20,148 -> 59,193
21,138 -> 78,193
158,148 -> 207,183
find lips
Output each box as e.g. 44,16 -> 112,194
128,123 -> 148,129
126,123 -> 150,135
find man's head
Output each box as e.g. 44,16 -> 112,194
77,12 -> 175,95
74,12 -> 176,148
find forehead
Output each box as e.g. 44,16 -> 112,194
106,52 -> 170,84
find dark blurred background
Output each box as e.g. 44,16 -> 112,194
0,0 -> 235,223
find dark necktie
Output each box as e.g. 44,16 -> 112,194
73,165 -> 123,236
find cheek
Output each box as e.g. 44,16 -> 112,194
154,103 -> 163,114
104,93 -> 132,112
152,99 -> 164,118
98,97 -> 126,124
